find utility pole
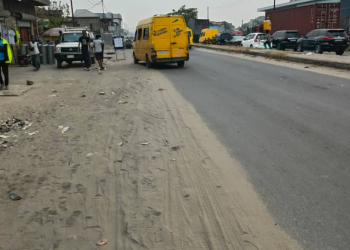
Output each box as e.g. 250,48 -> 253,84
274,0 -> 276,11
70,0 -> 74,26
102,0 -> 105,19
207,6 -> 209,20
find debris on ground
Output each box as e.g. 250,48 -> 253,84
0,118 -> 30,134
158,88 -> 165,91
96,239 -> 108,246
49,94 -> 57,97
28,131 -> 38,136
171,146 -> 180,151
52,89 -> 57,93
61,127 -> 70,133
26,80 -> 34,86
0,135 -> 10,139
99,92 -> 105,95
9,192 -> 21,201
118,142 -> 124,146
306,52 -> 313,56
81,94 -> 86,98
118,101 -> 128,104
304,66 -> 309,68
86,153 -> 94,158
171,158 -> 176,161
141,142 -> 150,145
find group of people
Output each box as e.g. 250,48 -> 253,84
0,30 -> 106,91
78,30 -> 105,72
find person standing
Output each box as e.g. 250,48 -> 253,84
93,35 -> 104,71
0,32 -> 12,90
29,36 -> 41,71
78,30 -> 91,71
264,30 -> 272,50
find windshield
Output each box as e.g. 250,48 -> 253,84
327,30 -> 346,37
286,32 -> 300,38
61,33 -> 82,43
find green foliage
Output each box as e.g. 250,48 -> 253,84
171,5 -> 198,23
37,1 -> 71,28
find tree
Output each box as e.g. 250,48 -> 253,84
36,1 -> 71,28
170,5 -> 198,23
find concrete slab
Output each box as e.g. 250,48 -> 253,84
0,85 -> 33,96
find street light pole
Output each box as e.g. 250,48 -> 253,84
70,0 -> 74,26
274,0 -> 276,11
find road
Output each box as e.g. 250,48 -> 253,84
159,49 -> 350,250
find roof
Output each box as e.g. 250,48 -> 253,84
95,12 -> 123,20
74,9 -> 99,18
258,0 -> 340,12
137,15 -> 184,27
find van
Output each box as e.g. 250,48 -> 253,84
199,29 -> 218,44
54,27 -> 95,69
133,15 -> 189,68
187,27 -> 193,49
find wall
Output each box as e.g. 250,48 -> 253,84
75,17 -> 101,33
3,0 -> 35,15
266,3 -> 341,35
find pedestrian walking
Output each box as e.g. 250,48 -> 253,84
30,36 -> 41,71
93,35 -> 105,71
264,31 -> 272,50
78,30 -> 91,71
0,32 -> 13,90
98,35 -> 105,62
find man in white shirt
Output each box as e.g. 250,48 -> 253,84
29,36 -> 40,71
93,35 -> 104,71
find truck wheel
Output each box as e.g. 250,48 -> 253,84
57,60 -> 62,69
146,55 -> 152,68
133,53 -> 139,64
91,57 -> 96,64
177,61 -> 185,68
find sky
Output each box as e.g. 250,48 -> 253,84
60,0 -> 289,31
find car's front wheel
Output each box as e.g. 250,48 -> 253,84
315,44 -> 323,54
277,43 -> 284,50
146,55 -> 153,68
297,43 -> 304,52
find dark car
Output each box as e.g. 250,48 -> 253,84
272,30 -> 300,51
297,29 -> 349,55
125,38 -> 133,49
212,33 -> 232,45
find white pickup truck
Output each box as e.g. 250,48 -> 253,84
54,27 -> 95,68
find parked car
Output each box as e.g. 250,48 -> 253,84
297,29 -> 349,55
241,33 -> 266,48
272,30 -> 300,51
212,33 -> 232,45
125,38 -> 133,49
229,34 -> 246,46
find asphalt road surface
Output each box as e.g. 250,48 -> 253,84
159,49 -> 350,250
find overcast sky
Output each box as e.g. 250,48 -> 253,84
60,0 -> 289,31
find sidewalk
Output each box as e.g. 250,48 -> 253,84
194,44 -> 350,70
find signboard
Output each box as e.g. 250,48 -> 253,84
114,37 -> 123,48
263,20 -> 271,30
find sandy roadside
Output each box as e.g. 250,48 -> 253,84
0,52 -> 302,250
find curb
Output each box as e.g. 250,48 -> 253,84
194,44 -> 350,71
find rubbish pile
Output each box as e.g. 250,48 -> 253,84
0,117 -> 31,152
0,117 -> 31,134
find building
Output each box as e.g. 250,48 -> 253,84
258,0 -> 342,35
0,0 -> 50,41
340,0 -> 350,34
74,9 -> 123,35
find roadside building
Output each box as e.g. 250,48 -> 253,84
258,0 -> 343,35
0,0 -> 50,41
74,9 -> 123,35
